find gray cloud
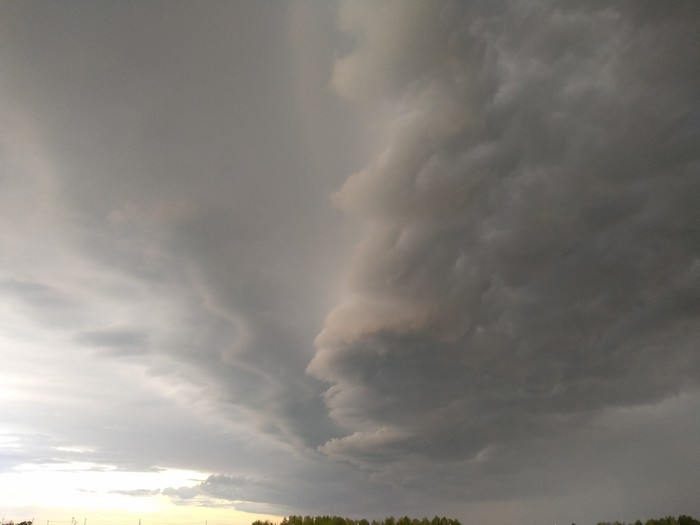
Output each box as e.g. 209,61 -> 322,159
1,1 -> 699,524
75,328 -> 150,356
309,0 -> 700,504
110,488 -> 161,497
1,0 -> 341,452
160,463 -> 409,518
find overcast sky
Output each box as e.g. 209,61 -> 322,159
1,2 -> 700,525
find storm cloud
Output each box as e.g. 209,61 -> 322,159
309,0 -> 700,502
1,1 -> 699,525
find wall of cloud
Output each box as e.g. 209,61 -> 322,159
309,0 -> 700,481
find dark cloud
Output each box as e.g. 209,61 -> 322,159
1,1 -> 699,523
310,0 -> 700,505
161,464 -> 409,518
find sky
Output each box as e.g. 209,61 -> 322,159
1,1 -> 700,525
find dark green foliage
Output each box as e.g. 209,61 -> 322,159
597,516 -> 700,525
263,515 -> 697,525
269,516 -> 460,525
265,515 -> 697,525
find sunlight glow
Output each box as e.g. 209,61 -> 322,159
0,464 -> 204,513
0,462 -> 281,525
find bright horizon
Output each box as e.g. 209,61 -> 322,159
0,464 -> 281,525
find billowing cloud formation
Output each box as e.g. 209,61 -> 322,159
2,1 -> 700,523
310,0 -> 700,484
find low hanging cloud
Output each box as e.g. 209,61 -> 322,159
309,0 -> 700,479
2,1 -> 699,521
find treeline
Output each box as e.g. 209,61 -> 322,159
598,516 -> 700,525
253,516 -> 461,525
252,515 -> 700,525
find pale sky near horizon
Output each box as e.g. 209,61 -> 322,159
2,2 -> 700,525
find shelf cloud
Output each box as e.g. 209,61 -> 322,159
1,1 -> 699,524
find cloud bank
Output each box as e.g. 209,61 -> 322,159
309,0 -> 700,502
